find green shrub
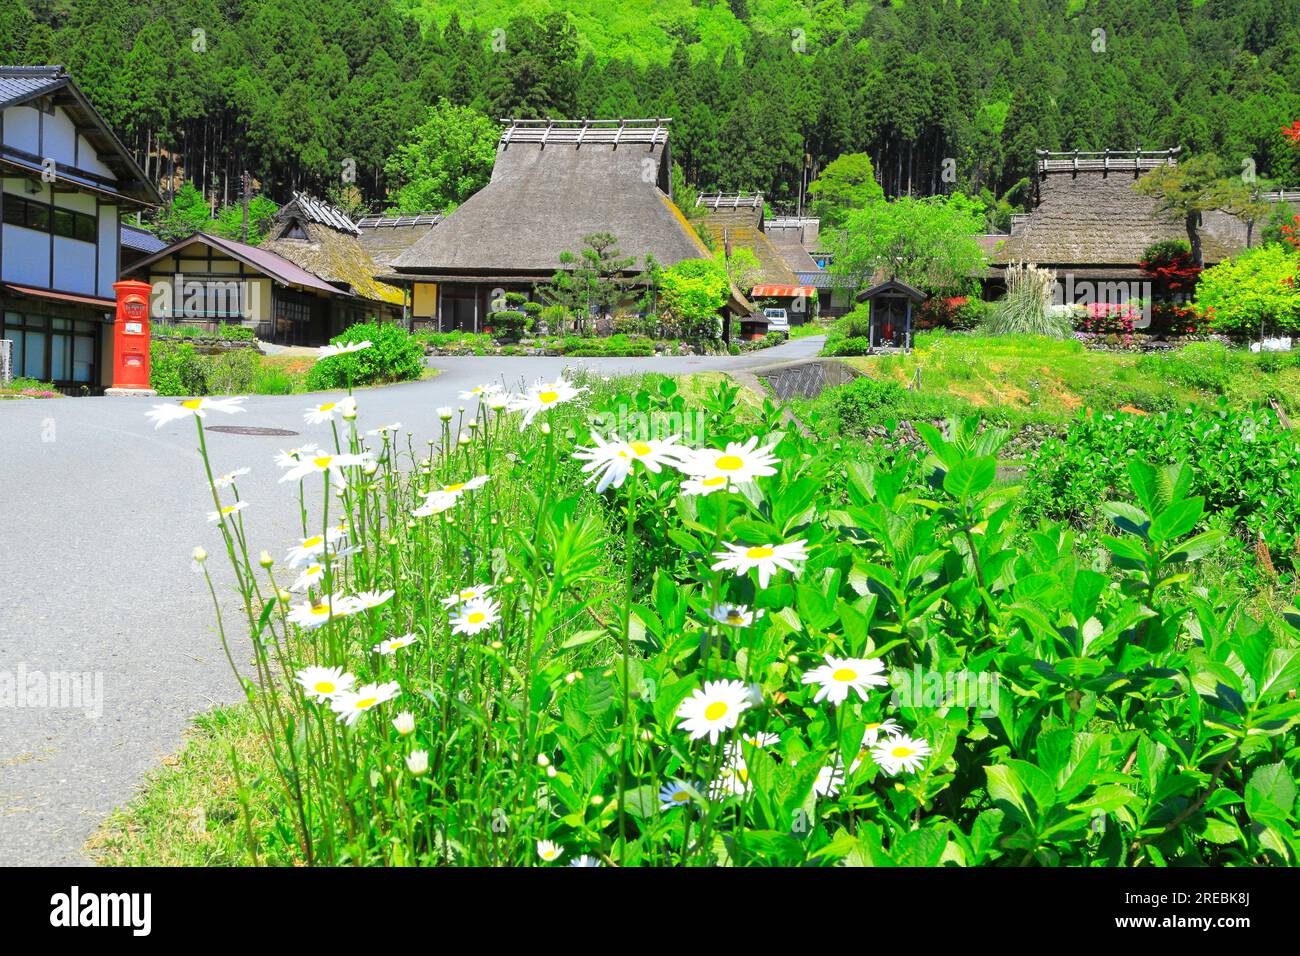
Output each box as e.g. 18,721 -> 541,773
1136,341 -> 1236,393
486,310 -> 531,343
153,322 -> 256,342
825,335 -> 873,356
828,375 -> 908,433
416,330 -> 496,354
306,322 -> 424,390
204,348 -> 260,394
150,340 -> 209,396
252,364 -> 296,395
1196,244 -> 1300,336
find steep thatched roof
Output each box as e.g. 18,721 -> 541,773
695,195 -> 797,286
991,150 -> 1247,269
262,194 -> 404,305
356,213 -> 444,266
392,119 -> 711,279
764,219 -> 821,272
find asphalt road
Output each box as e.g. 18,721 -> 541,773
0,335 -> 824,865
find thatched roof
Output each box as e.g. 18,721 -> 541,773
356,213 -> 444,266
991,150 -> 1247,269
764,218 -> 821,272
262,194 -> 404,305
695,194 -> 797,286
392,119 -> 710,279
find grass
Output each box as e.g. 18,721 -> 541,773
838,332 -> 1300,427
0,376 -> 62,399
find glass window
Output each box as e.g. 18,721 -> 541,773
22,328 -> 45,378
50,334 -> 70,381
26,202 -> 49,232
52,208 -> 75,238
53,318 -> 69,330
2,197 -> 23,227
72,334 -> 94,382
75,213 -> 96,243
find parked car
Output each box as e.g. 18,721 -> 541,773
763,307 -> 790,338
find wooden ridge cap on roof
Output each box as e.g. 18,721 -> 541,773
498,118 -> 671,147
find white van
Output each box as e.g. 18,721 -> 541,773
763,307 -> 790,338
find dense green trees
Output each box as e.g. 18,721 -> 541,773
6,0 -> 1298,219
383,100 -> 499,214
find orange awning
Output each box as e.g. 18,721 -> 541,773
4,283 -> 115,310
750,284 -> 816,298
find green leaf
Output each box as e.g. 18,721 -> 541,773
1258,648 -> 1300,701
1149,496 -> 1203,544
943,456 -> 997,501
893,829 -> 947,867
1246,762 -> 1297,827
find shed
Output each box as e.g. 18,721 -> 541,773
855,278 -> 926,351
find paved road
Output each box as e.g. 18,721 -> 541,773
0,335 -> 824,865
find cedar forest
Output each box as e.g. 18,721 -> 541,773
2,0 -> 1299,218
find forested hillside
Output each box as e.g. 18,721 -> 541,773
2,0 -> 1297,213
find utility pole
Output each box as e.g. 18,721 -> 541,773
241,170 -> 250,243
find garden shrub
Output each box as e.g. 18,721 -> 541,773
306,322 -> 423,390
827,375 -> 908,432
150,340 -> 209,396
1195,244 -> 1300,336
486,310 -> 531,343
825,335 -> 873,356
204,348 -> 260,394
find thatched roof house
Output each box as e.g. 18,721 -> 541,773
695,193 -> 795,286
262,193 -> 405,310
988,149 -> 1250,287
388,118 -> 731,331
356,212 -> 443,267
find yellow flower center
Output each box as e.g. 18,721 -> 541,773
307,565 -> 321,576
832,668 -> 858,682
630,442 -> 653,456
864,722 -> 882,730
310,604 -> 329,616
726,613 -> 746,625
222,505 -> 238,514
745,546 -> 775,559
467,612 -> 486,624
704,701 -> 728,721
459,589 -> 476,599
354,697 -> 377,710
703,476 -> 725,486
313,456 -> 333,468
303,536 -> 323,548
445,482 -> 465,492
891,745 -> 913,758
672,790 -> 689,802
181,398 -> 204,410
314,681 -> 334,694
320,402 -> 336,412
538,390 -> 559,404
715,454 -> 744,471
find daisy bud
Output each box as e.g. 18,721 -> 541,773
640,729 -> 654,742
437,406 -> 453,421
490,640 -> 503,650
504,576 -> 515,585
546,766 -> 557,778
537,754 -> 550,767
540,422 -> 551,435
192,546 -> 208,563
258,550 -> 273,568
387,537 -> 398,546
564,672 -> 578,685
406,750 -> 430,776
393,711 -> 415,736
276,589 -> 291,604
589,794 -> 604,806
458,433 -> 471,446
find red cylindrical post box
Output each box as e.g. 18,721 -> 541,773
111,279 -> 154,392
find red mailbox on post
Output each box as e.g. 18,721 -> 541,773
108,279 -> 155,394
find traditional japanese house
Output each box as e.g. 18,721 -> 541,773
986,148 -> 1250,300
355,211 -> 443,268
260,192 -> 405,329
124,232 -> 377,345
1,65 -> 160,392
388,118 -> 748,330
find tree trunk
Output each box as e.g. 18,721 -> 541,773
1186,210 -> 1203,268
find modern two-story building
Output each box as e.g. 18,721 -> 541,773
1,66 -> 160,392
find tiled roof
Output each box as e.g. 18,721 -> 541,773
0,65 -> 66,108
280,192 -> 359,235
120,223 -> 167,254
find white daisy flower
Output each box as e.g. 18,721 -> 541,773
405,749 -> 430,775
741,731 -> 781,748
274,443 -> 320,468
680,473 -> 730,497
435,474 -> 491,497
459,383 -> 503,401
709,752 -> 751,799
284,534 -> 330,567
569,855 -> 601,867
710,604 -> 763,627
373,633 -> 418,655
572,432 -> 690,493
318,340 -> 371,361
675,679 -> 752,744
412,491 -> 459,518
289,563 -> 326,592
440,584 -> 494,608
486,391 -> 512,412
871,735 -> 932,776
353,589 -> 395,610
436,406 -> 454,421
449,597 -> 501,636
206,500 -> 249,523
814,760 -> 847,798
859,719 -> 903,748
392,711 -> 416,735
303,396 -> 356,425
801,654 -> 889,705
366,423 -> 401,436
329,680 -> 401,725
711,539 -> 809,589
286,592 -> 360,629
658,780 -> 698,810
213,467 -> 250,488
145,396 -> 246,429
278,451 -> 370,485
682,436 -> 781,485
294,666 -> 355,702
509,377 -> 584,429
536,840 -> 564,863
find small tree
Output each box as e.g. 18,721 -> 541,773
537,233 -> 638,335
382,100 -> 498,214
1194,244 -> 1300,338
715,245 -> 763,293
827,196 -> 985,298
150,182 -> 215,242
1132,154 -> 1269,267
658,258 -> 729,343
807,153 -> 886,230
